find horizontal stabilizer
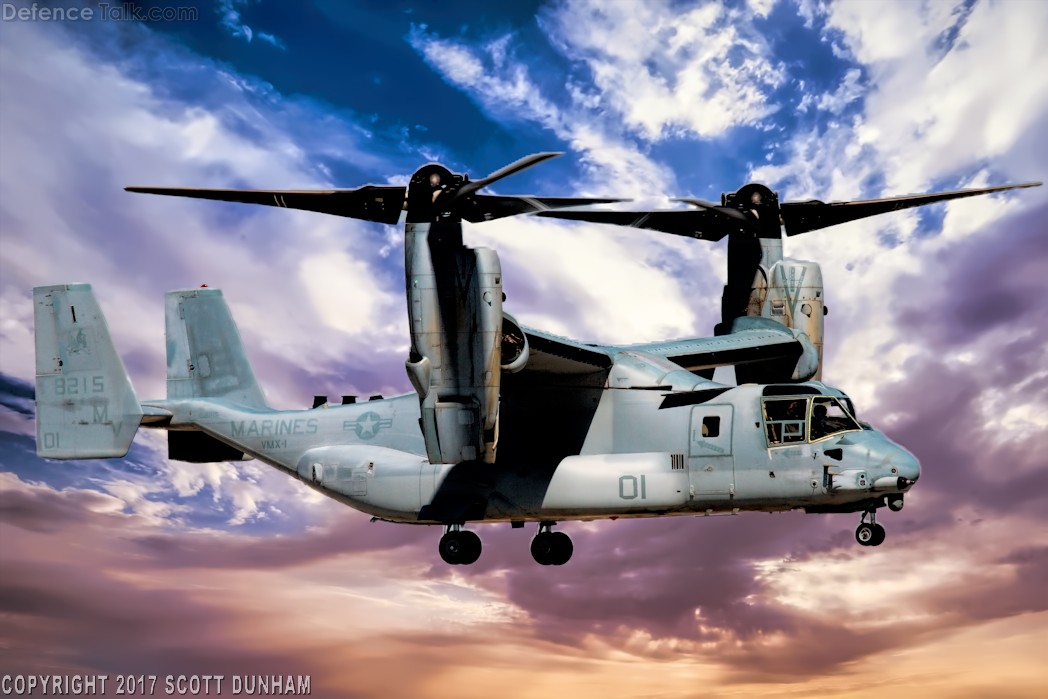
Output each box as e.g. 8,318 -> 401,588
34,284 -> 142,458
168,431 -> 245,463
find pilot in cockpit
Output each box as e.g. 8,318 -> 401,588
429,172 -> 445,202
812,403 -> 829,437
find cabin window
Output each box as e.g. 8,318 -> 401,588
809,397 -> 862,442
702,416 -> 720,438
763,398 -> 808,446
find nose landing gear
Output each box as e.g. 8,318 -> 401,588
531,522 -> 573,565
855,510 -> 886,546
438,524 -> 482,565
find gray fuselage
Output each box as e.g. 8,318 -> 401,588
147,374 -> 919,525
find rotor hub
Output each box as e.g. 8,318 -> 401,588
723,183 -> 781,238
406,164 -> 462,223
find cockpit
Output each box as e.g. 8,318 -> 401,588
762,389 -> 862,446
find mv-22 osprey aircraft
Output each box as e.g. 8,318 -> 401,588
34,153 -> 1039,564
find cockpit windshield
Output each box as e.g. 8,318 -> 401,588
809,396 -> 862,441
840,395 -> 857,421
763,395 -> 862,446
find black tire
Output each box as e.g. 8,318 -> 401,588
459,530 -> 482,565
869,523 -> 886,546
439,532 -> 464,565
855,523 -> 875,546
531,533 -> 555,565
549,531 -> 573,566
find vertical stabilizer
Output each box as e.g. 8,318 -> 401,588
165,288 -> 267,407
34,284 -> 142,458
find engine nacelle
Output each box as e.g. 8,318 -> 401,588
753,259 -> 825,380
405,220 -> 504,464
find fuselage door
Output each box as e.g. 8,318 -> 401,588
689,404 -> 735,497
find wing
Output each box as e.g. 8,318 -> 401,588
125,185 -> 406,224
514,317 -> 812,380
518,326 -> 613,377
627,322 -> 806,372
781,182 -> 1042,235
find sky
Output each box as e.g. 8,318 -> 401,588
1,0 -> 1046,696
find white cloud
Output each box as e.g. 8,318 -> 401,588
755,512 -> 1048,629
747,0 -> 779,19
298,251 -> 402,336
407,24 -> 672,197
822,0 -> 1048,192
538,0 -> 785,141
814,67 -> 864,114
218,0 -> 285,49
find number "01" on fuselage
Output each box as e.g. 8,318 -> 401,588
619,474 -> 647,500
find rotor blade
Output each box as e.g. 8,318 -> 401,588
673,198 -> 761,229
673,197 -> 722,209
781,182 -> 1042,236
125,185 -> 406,224
462,195 -> 628,222
454,152 -> 562,199
535,208 -> 744,241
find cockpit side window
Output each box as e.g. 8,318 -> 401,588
809,396 -> 862,442
763,398 -> 808,446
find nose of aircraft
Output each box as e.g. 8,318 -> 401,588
894,446 -> 921,486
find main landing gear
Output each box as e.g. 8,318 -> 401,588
855,509 -> 886,547
531,522 -> 572,566
438,525 -> 482,565
435,522 -> 574,565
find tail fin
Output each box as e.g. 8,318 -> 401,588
34,284 -> 142,458
165,288 -> 267,407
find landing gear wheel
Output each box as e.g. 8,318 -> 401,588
459,530 -> 482,564
439,530 -> 482,565
549,531 -> 573,565
531,531 -> 573,565
856,522 -> 886,546
531,532 -> 556,565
